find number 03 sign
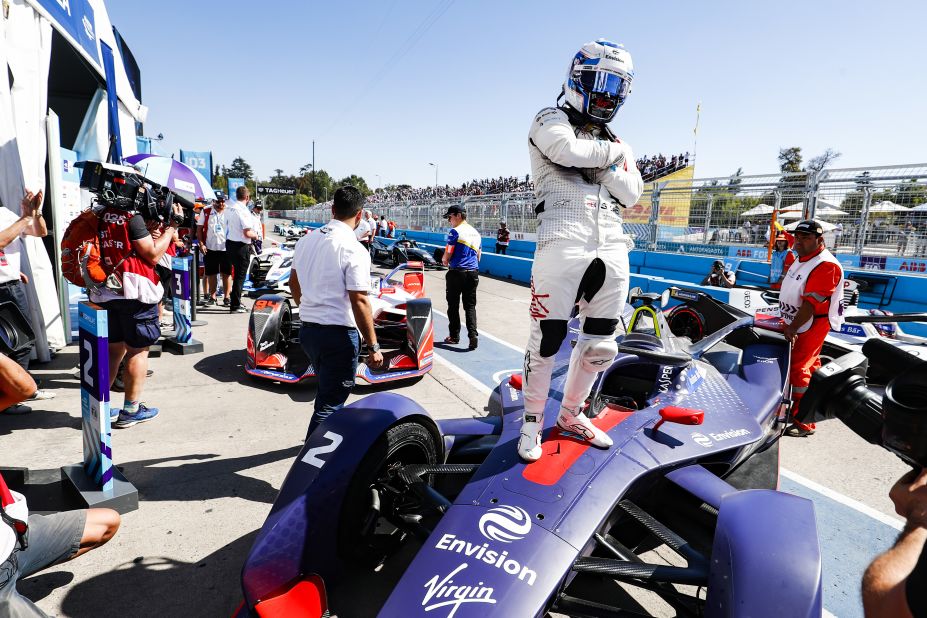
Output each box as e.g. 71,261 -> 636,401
78,302 -> 114,492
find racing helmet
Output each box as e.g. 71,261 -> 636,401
563,39 -> 634,123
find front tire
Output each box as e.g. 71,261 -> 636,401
337,421 -> 438,567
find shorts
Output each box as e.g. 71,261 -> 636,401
0,510 -> 86,617
204,249 -> 232,276
99,299 -> 160,349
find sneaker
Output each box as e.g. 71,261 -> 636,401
110,408 -> 120,422
518,413 -> 543,462
785,423 -> 816,437
232,306 -> 247,314
114,404 -> 159,428
442,336 -> 460,345
28,389 -> 56,401
223,298 -> 231,306
2,404 -> 32,415
557,406 -> 613,448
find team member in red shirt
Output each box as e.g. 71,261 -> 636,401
778,220 -> 844,437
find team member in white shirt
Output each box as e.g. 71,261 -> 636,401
196,192 -> 231,306
0,190 -> 53,414
289,186 -> 384,438
354,209 -> 373,250
224,186 -> 257,313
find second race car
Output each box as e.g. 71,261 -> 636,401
245,261 -> 434,384
370,236 -> 445,269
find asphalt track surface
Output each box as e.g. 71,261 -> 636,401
3,226 -> 909,617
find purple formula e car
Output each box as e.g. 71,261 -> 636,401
233,289 -> 822,618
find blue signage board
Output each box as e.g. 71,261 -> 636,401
171,256 -> 193,343
35,0 -> 99,68
78,302 -> 113,492
655,241 -> 728,257
180,150 -> 213,184
228,178 -> 246,200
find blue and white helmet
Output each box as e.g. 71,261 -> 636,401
563,39 -> 634,123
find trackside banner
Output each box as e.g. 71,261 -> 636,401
32,0 -> 99,67
180,150 -> 213,184
256,186 -> 297,196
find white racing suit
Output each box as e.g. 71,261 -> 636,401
519,106 -> 644,461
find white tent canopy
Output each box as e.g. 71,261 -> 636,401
779,205 -> 848,219
868,200 -> 910,213
740,204 -> 773,217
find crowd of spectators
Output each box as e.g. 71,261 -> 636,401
637,152 -> 690,181
366,175 -> 535,204
366,154 -> 692,205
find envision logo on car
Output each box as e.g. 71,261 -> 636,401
692,432 -> 713,448
478,505 -> 531,543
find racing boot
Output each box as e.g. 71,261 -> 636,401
518,411 -> 544,462
557,404 -> 613,448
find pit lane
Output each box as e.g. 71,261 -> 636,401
5,226 -> 906,617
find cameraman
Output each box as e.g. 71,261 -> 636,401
701,259 -> 736,288
863,468 -> 927,618
91,192 -> 183,428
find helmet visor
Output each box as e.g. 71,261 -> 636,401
578,69 -> 630,100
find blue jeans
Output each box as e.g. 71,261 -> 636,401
300,323 -> 359,437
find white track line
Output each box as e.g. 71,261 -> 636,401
432,308 -> 524,352
781,468 -> 904,530
434,355 -> 493,396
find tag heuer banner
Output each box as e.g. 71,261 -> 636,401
180,150 -> 213,184
256,186 -> 297,196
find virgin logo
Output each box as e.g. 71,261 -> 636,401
478,505 -> 531,543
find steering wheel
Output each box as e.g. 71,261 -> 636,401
617,344 -> 692,367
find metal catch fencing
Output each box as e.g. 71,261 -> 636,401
278,164 -> 927,260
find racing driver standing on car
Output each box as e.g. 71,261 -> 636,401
779,219 -> 844,437
519,39 -> 643,462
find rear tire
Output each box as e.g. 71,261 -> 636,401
338,421 -> 438,567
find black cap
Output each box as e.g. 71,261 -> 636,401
713,259 -> 725,268
213,191 -> 226,202
442,205 -> 465,218
794,219 -> 823,236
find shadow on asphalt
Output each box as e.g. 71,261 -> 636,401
0,410 -> 81,437
192,349 -> 320,404
118,446 -> 303,504
23,531 -> 260,617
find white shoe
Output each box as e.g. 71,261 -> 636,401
28,389 -> 55,401
557,406 -> 613,448
518,413 -> 543,462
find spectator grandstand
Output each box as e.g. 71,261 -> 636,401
366,153 -> 692,203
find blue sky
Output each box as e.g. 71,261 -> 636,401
107,0 -> 926,188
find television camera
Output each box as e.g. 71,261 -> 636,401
798,337 -> 927,468
77,160 -> 194,228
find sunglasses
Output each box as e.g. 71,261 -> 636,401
0,503 -> 28,550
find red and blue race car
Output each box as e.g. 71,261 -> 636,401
245,261 -> 434,385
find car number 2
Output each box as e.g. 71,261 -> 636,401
301,431 -> 343,468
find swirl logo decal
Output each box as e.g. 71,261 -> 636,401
478,505 -> 532,543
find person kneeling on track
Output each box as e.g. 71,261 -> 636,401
0,353 -> 120,618
519,39 -> 643,462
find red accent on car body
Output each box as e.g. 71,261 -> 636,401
522,407 -> 634,486
253,574 -> 327,618
652,406 -> 704,433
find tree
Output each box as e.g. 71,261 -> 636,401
806,148 -> 841,175
226,156 -> 254,181
778,147 -> 803,174
337,174 -> 372,196
273,168 -> 284,179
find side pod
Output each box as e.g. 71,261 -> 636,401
704,490 -> 822,618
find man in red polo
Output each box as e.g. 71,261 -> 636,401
779,219 -> 844,437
